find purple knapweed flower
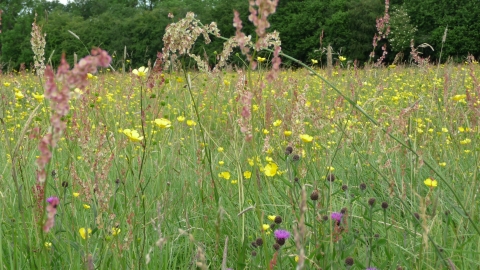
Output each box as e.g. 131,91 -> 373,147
366,268 -> 378,270
274,229 -> 291,240
331,212 -> 343,223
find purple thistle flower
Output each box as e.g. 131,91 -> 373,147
366,268 -> 378,270
331,212 -> 343,223
274,229 -> 291,240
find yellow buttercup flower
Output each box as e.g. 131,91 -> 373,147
32,93 -> 45,102
15,91 -> 24,100
218,171 -> 231,180
264,163 -> 278,177
268,215 -> 276,221
177,116 -> 186,122
79,228 -> 92,240
339,56 -> 347,61
73,192 -> 80,197
132,66 -> 149,77
311,59 -> 318,64
154,118 -> 172,129
262,224 -> 270,231
273,120 -> 282,127
44,242 -> 52,249
217,147 -> 224,152
424,178 -> 438,188
3,82 -> 11,87
83,204 -> 90,209
243,171 -> 252,179
284,131 -> 292,136
451,94 -> 466,102
112,227 -> 121,236
299,134 -> 313,143
123,129 -> 144,142
186,120 -> 197,126
257,57 -> 266,63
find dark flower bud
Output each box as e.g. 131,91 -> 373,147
326,174 -> 335,182
273,243 -> 280,250
368,198 -> 376,207
285,146 -> 293,155
276,238 -> 286,246
414,212 -> 420,220
345,257 -> 354,266
292,154 -> 300,161
381,202 -> 389,209
341,184 -> 348,191
251,241 -> 257,248
255,238 -> 263,246
62,181 -> 69,188
294,177 -> 299,182
322,215 -> 329,221
251,251 -> 257,257
359,183 -> 367,190
341,207 -> 347,214
274,216 -> 282,224
310,190 -> 319,201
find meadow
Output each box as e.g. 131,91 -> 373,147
1,8 -> 480,270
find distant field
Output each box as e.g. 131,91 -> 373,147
1,63 -> 479,269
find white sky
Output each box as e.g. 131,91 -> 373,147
47,0 -> 70,5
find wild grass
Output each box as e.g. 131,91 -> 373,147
1,59 -> 480,269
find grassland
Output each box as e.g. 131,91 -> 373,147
1,62 -> 480,269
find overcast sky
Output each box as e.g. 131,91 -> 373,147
47,0 -> 70,5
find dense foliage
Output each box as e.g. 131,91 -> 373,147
0,0 -> 479,69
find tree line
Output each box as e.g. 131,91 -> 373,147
1,0 -> 479,71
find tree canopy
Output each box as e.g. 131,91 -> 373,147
1,0 -> 479,70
